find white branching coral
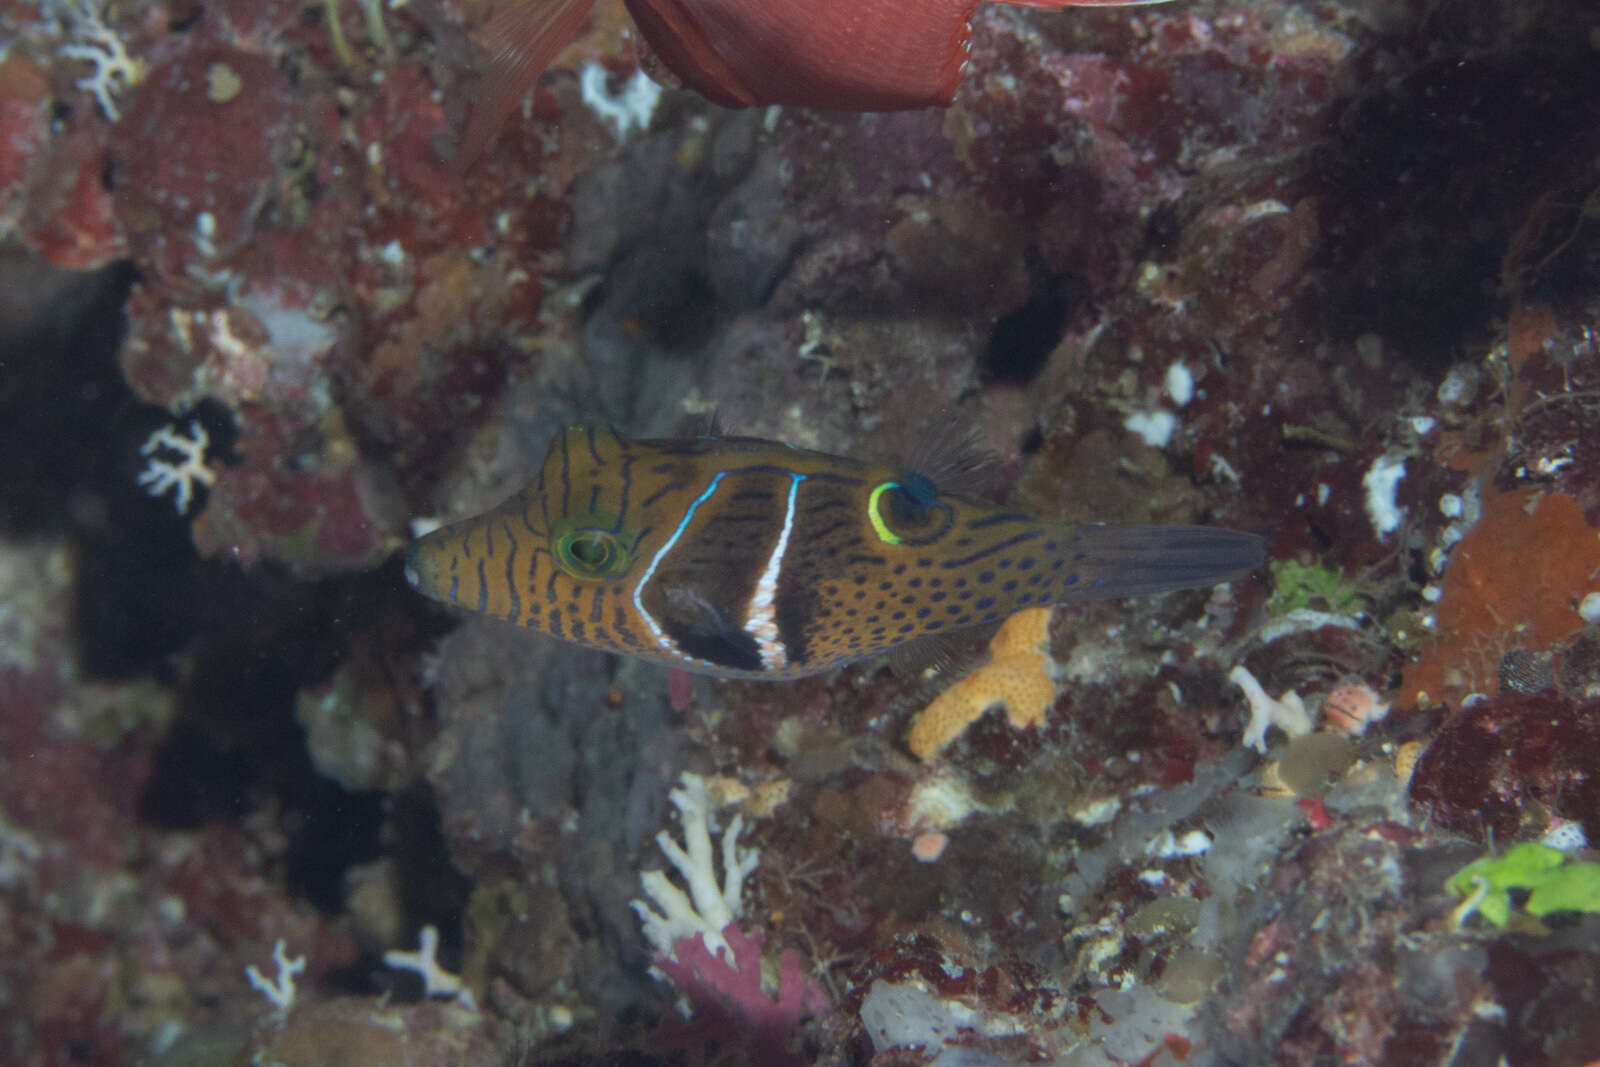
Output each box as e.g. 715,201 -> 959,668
383,924 -> 477,1010
632,772 -> 758,963
137,422 -> 216,515
1230,664 -> 1313,753
55,1 -> 147,122
580,62 -> 663,141
245,939 -> 306,1015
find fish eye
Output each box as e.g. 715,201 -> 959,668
867,480 -> 954,546
552,521 -> 632,580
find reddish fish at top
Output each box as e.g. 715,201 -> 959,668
458,0 -> 1170,164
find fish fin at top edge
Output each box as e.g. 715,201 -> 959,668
1006,0 -> 1175,8
672,410 -> 726,438
450,0 -> 597,173
897,409 -> 1003,499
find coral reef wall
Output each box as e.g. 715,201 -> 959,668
2,0 -> 1600,1063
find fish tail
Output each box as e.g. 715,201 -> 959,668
1062,524 -> 1264,602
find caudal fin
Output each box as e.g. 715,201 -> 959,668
1064,524 -> 1264,602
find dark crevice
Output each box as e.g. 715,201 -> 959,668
73,401 -> 229,677
0,254 -> 239,678
0,255 -> 137,537
2,224 -> 468,996
585,239 -> 723,356
978,256 -> 1084,387
1316,44 -> 1600,367
140,560 -> 457,916
385,787 -> 475,993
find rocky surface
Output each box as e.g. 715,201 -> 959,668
2,0 -> 1599,1062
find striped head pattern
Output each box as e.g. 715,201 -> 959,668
404,422 -> 1264,679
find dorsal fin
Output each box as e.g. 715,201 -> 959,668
675,410 -> 725,438
898,412 -> 1000,498
451,0 -> 596,172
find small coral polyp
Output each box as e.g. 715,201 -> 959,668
136,421 -> 216,515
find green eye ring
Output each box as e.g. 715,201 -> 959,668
868,482 -> 906,545
867,480 -> 954,547
551,517 -> 632,580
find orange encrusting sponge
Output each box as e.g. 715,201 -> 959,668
1403,490 -> 1600,707
907,607 -> 1057,760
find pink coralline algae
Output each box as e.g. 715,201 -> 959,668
1409,692 -> 1600,845
20,0 -> 624,574
655,922 -> 829,1065
109,45 -> 298,298
190,405 -> 389,568
0,16 -> 124,269
4,124 -> 123,268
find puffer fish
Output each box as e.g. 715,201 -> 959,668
404,423 -> 1263,679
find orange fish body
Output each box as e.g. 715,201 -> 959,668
458,0 -> 1168,164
